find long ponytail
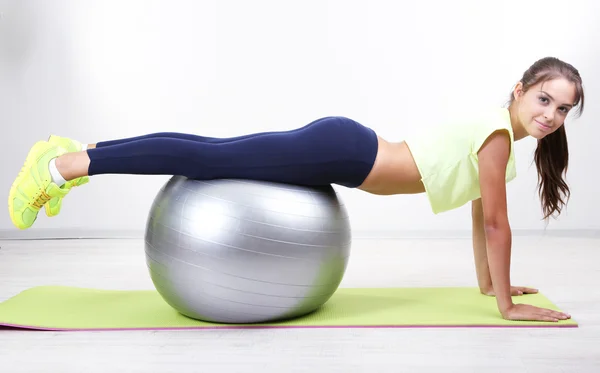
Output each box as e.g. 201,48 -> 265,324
534,125 -> 570,219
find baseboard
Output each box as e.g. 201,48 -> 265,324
0,229 -> 143,240
353,229 -> 600,239
1,228 -> 598,240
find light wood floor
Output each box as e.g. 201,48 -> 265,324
0,235 -> 598,373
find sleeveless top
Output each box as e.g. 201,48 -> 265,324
405,107 -> 517,214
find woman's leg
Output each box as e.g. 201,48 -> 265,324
56,117 -> 335,180
58,116 -> 378,187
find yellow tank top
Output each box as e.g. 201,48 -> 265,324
405,107 -> 517,214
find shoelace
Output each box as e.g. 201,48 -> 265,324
32,189 -> 52,209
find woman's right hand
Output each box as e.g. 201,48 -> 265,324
501,303 -> 571,322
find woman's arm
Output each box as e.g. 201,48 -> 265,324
477,130 -> 571,322
471,198 -> 493,293
473,198 -> 538,297
477,130 -> 513,314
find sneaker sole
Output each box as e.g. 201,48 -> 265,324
8,141 -> 50,229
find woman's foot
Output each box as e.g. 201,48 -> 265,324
8,141 -> 71,229
45,135 -> 90,217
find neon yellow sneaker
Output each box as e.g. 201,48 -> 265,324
45,135 -> 90,217
8,141 -> 70,229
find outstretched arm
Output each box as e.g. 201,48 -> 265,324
477,130 -> 513,314
473,198 -> 539,297
477,130 -> 570,322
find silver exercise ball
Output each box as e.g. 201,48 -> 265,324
144,176 -> 351,324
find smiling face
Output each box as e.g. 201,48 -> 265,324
512,78 -> 578,140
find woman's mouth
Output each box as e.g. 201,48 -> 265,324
535,120 -> 551,131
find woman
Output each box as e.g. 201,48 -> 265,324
8,56 -> 584,323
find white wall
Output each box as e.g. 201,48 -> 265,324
1,0 -> 598,239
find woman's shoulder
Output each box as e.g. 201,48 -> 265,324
468,106 -> 514,152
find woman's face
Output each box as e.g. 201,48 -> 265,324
513,78 -> 577,139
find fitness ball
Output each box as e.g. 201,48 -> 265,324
144,176 -> 351,324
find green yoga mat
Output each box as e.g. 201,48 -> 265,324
0,286 -> 576,330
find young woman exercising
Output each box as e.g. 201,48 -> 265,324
8,56 -> 584,323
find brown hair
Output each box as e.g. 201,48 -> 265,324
508,57 -> 585,220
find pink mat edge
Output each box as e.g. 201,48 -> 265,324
0,322 -> 578,332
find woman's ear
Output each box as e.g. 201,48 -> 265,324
513,81 -> 524,101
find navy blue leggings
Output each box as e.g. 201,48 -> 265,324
87,116 -> 379,188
